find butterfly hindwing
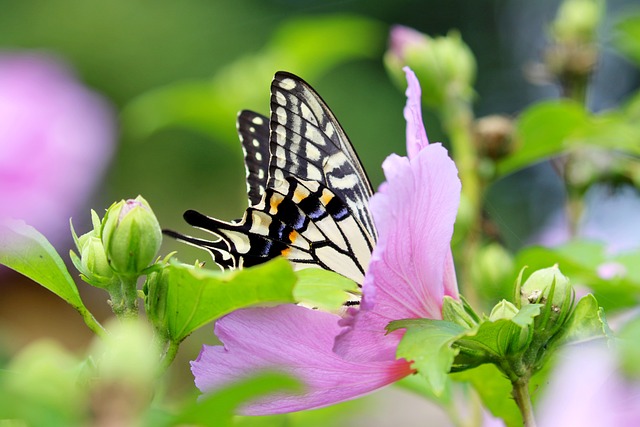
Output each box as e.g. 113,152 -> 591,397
237,110 -> 270,207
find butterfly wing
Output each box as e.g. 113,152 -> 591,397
268,72 -> 376,240
171,177 -> 371,285
170,72 -> 376,286
237,110 -> 270,207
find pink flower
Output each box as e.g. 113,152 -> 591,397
191,68 -> 461,414
0,52 -> 115,244
537,342 -> 640,426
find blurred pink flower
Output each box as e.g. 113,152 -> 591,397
191,68 -> 461,414
0,52 -> 116,244
537,342 -> 640,426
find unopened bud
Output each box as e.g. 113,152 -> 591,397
101,196 -> 162,277
385,26 -> 476,110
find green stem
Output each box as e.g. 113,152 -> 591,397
512,377 -> 537,427
81,309 -> 107,338
110,275 -> 139,319
443,100 -> 482,306
158,340 -> 180,376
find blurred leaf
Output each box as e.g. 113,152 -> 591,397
175,372 -> 301,427
614,13 -> 640,66
498,101 -> 640,175
0,221 -> 95,325
161,258 -> 296,342
293,268 -> 359,311
498,101 -> 587,175
0,341 -> 85,427
450,364 -> 521,427
123,14 -> 384,143
388,319 -> 465,395
515,241 -> 640,311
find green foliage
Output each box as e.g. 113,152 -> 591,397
123,14 -> 384,144
175,373 -> 301,427
388,319 -> 465,395
292,269 -> 360,311
615,13 -> 640,66
145,257 -> 297,343
0,220 -> 103,335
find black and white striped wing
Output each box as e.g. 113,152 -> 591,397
169,71 -> 377,286
268,72 -> 376,241
169,177 -> 372,285
237,110 -> 270,207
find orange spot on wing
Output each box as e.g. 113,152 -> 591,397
320,189 -> 333,205
270,194 -> 283,214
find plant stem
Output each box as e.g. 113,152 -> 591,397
443,100 -> 482,307
512,377 -> 537,427
81,310 -> 107,338
158,340 -> 180,376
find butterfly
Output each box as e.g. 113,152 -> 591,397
167,72 -> 377,286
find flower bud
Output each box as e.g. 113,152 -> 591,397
385,26 -> 476,110
521,265 -> 575,332
552,0 -> 603,44
70,212 -> 116,289
470,243 -> 514,301
143,260 -> 170,340
473,115 -> 514,161
101,196 -> 162,277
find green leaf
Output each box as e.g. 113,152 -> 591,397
498,100 -> 587,175
0,221 -> 95,325
292,268 -> 359,311
388,319 -> 466,395
451,364 -> 521,427
614,13 -> 640,66
557,293 -> 610,346
123,14 -> 383,143
175,372 -> 301,427
498,101 -> 640,176
161,258 -> 297,342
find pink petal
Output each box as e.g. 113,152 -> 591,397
0,53 -> 115,245
403,67 -> 429,159
537,343 -> 640,427
192,305 -> 412,415
335,144 -> 461,360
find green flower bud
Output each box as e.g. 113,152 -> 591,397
101,195 -> 162,277
88,319 -> 160,421
70,212 -> 116,289
489,300 -> 519,322
385,26 -> 476,110
143,259 -> 171,340
552,0 -> 603,44
521,265 -> 575,333
470,243 -> 514,301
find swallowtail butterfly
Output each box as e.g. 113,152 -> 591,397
167,72 -> 376,286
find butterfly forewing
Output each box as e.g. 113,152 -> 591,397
268,72 -> 377,240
